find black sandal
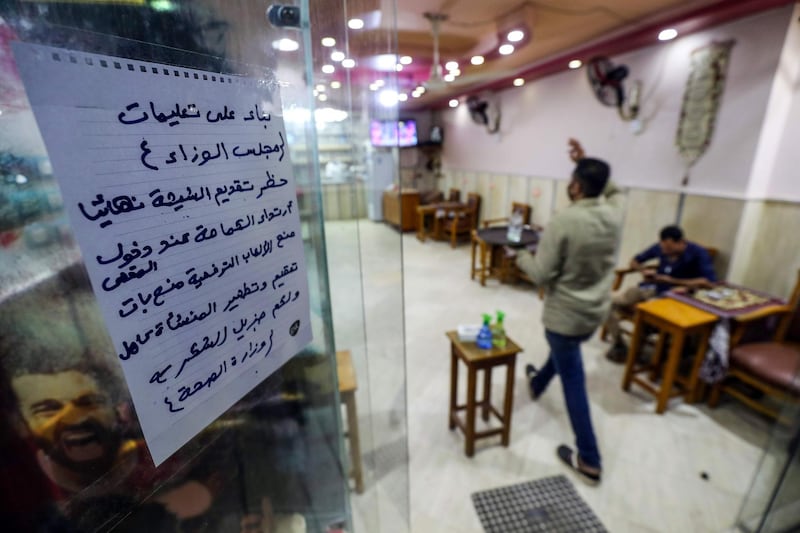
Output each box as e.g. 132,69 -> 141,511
525,364 -> 539,400
557,445 -> 601,486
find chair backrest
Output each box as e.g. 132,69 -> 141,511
511,202 -> 532,226
467,193 -> 481,227
448,188 -> 461,202
777,269 -> 800,342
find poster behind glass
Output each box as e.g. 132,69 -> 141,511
0,1 -> 348,532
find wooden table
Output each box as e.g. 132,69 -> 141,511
471,226 -> 540,286
621,298 -> 718,414
446,331 -> 522,457
383,190 -> 419,232
416,202 -> 467,242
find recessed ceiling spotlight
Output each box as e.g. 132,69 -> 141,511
507,30 -> 524,42
378,89 -> 399,108
272,38 -> 299,52
318,94 -> 328,101
513,78 -> 524,87
471,55 -> 485,66
398,93 -> 408,102
499,44 -> 515,55
396,64 -> 404,72
444,73 -> 455,82
445,61 -> 459,71
341,58 -> 356,68
449,99 -> 459,108
415,85 -> 425,93
658,28 -> 678,41
568,59 -> 582,69
331,51 -> 345,62
348,18 -> 364,30
375,79 -> 385,87
321,64 -> 335,74
451,68 -> 461,77
400,55 -> 413,65
369,83 -> 378,91
315,84 -> 326,92
330,81 -> 341,89
412,92 -> 422,98
321,37 -> 336,47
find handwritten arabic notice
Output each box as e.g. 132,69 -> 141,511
12,42 -> 312,465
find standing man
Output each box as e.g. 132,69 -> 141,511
515,139 -> 624,485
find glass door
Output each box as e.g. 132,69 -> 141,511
0,1 -> 408,532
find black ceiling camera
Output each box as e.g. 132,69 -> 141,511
267,5 -> 301,29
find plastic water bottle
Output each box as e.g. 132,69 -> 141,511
476,313 -> 493,349
507,210 -> 523,243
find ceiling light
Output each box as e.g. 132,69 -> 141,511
449,99 -> 459,108
341,58 -> 356,68
400,55 -> 413,65
507,30 -> 524,42
348,18 -> 364,30
499,44 -> 515,55
451,68 -> 461,76
313,90 -> 319,96
444,73 -> 455,82
331,50 -> 345,62
658,28 -> 678,41
330,81 -> 341,89
375,79 -> 385,87
470,55 -> 484,66
272,38 -> 299,52
321,64 -> 335,74
396,64 -> 403,72
318,94 -> 328,101
398,93 -> 408,102
513,78 -> 524,87
412,92 -> 422,98
445,61 -> 459,71
315,84 -> 326,92
378,89 -> 399,108
369,83 -> 378,91
568,59 -> 582,69
321,37 -> 336,47
415,85 -> 425,93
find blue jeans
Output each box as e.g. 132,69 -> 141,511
531,329 -> 601,469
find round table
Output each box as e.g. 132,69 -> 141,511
472,226 -> 540,285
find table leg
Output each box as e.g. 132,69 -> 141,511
501,357 -> 516,446
482,367 -> 492,422
344,391 -> 364,493
657,330 -> 684,414
470,234 -> 478,280
479,240 -> 487,286
449,344 -> 458,430
649,331 -> 667,381
417,210 -> 426,241
466,365 -> 477,457
687,327 -> 713,403
622,310 -> 644,391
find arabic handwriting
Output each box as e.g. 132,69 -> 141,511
271,262 -> 299,290
272,290 -> 300,319
223,279 -> 270,312
118,302 -> 216,361
150,186 -> 210,212
78,193 -> 146,228
101,259 -> 158,292
175,326 -> 228,379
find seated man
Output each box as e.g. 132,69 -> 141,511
605,225 -> 717,362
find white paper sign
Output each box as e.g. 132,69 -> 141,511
12,42 -> 312,465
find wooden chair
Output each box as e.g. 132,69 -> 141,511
443,193 -> 481,248
482,202 -> 532,228
600,245 -> 719,341
448,188 -> 461,202
708,270 -> 800,420
336,350 -> 364,493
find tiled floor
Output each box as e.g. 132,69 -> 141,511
325,219 -> 775,533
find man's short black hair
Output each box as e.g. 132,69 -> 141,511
573,158 -> 610,198
660,225 -> 684,242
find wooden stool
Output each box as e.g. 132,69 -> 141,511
621,299 -> 718,414
446,331 -> 522,457
336,350 -> 363,493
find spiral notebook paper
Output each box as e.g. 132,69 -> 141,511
12,41 -> 312,465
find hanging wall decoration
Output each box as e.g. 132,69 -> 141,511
675,40 -> 735,186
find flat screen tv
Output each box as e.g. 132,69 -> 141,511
370,119 -> 418,147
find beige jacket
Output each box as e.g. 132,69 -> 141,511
516,182 -> 625,336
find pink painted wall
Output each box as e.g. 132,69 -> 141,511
441,5 -> 793,200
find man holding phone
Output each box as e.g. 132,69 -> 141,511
604,225 -> 717,362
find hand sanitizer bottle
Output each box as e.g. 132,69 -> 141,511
476,313 -> 493,349
492,310 -> 507,348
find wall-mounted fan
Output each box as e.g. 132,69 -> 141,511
466,94 -> 500,134
587,56 -> 641,121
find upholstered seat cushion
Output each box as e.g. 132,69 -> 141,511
730,342 -> 800,395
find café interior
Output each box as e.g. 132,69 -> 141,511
1,0 -> 799,532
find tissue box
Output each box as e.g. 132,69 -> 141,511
457,324 -> 481,342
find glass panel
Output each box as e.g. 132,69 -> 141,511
0,1 -> 410,531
